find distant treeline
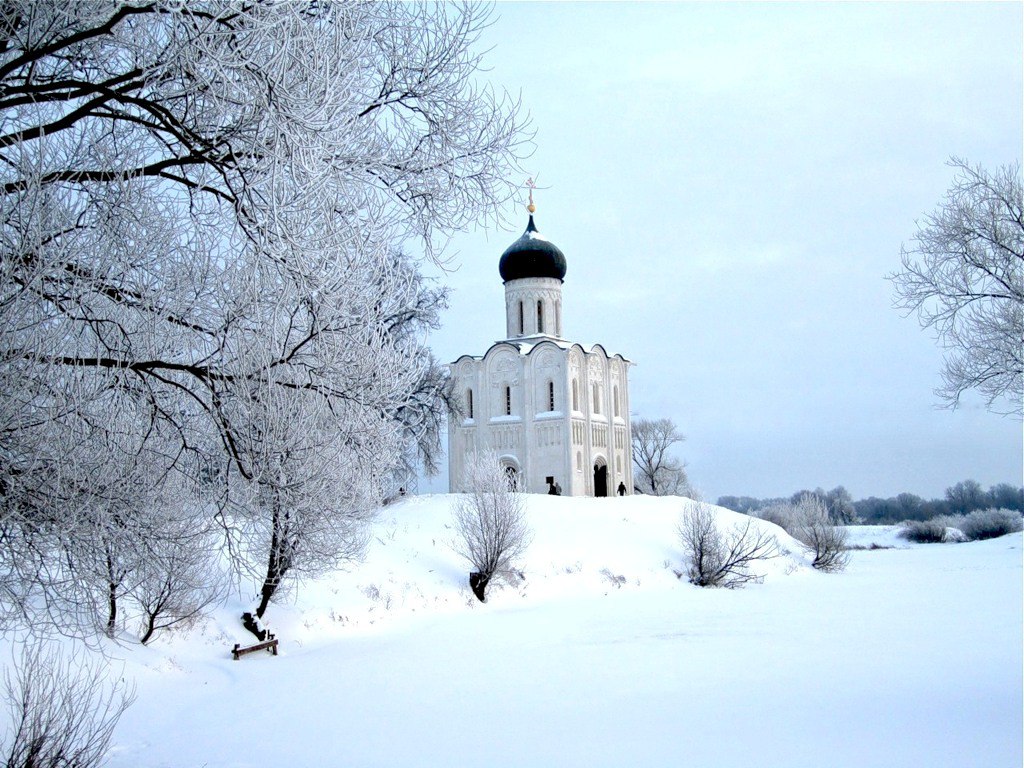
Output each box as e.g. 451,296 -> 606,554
717,480 -> 1024,525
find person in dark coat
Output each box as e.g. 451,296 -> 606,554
617,481 -> 626,496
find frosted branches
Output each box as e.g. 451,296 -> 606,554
452,451 -> 532,602
0,1 -> 528,633
890,158 -> 1023,415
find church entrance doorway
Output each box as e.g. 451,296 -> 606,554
593,459 -> 608,497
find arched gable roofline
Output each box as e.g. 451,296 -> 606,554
451,353 -> 482,365
479,340 -> 527,362
524,339 -> 565,358
565,342 -> 589,358
562,342 -> 630,363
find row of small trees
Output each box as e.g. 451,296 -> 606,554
855,481 -> 1024,523
718,481 -> 1024,525
717,486 -> 858,524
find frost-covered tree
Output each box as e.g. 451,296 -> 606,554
0,2 -> 527,633
631,418 -> 692,497
823,486 -> 856,525
452,451 -> 532,603
789,494 -> 849,572
890,158 -> 1023,416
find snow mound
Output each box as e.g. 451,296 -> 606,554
942,526 -> 969,543
192,494 -> 814,653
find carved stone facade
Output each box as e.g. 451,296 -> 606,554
448,214 -> 634,497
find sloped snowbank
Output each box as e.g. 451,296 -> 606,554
202,494 -> 814,651
5,496 -> 1021,768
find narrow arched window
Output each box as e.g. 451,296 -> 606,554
548,381 -> 555,411
537,300 -> 544,334
467,388 -> 474,419
593,383 -> 600,414
518,301 -> 524,335
613,385 -> 619,417
572,380 -> 579,411
555,301 -> 561,336
505,386 -> 511,416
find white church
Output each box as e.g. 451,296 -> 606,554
448,199 -> 634,496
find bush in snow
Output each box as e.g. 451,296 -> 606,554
898,509 -> 1021,543
1,643 -> 135,768
452,452 -> 532,602
942,526 -> 969,543
957,508 -> 1023,541
755,502 -> 799,535
678,502 -> 778,588
789,495 -> 850,572
897,519 -> 950,543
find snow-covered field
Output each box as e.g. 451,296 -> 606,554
14,495 -> 1024,767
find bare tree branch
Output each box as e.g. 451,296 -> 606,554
678,502 -> 778,588
890,158 -> 1023,415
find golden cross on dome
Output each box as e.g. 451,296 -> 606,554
525,177 -> 537,213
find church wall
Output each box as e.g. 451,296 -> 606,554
566,348 -> 586,495
607,356 -> 633,495
524,344 -> 570,494
449,344 -> 573,495
449,344 -> 632,497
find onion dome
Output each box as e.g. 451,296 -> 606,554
498,215 -> 567,283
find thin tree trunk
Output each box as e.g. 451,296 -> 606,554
105,551 -> 117,637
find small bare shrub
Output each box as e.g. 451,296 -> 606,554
599,568 -> 627,588
958,508 -> 1023,540
1,643 -> 135,768
791,495 -> 850,572
452,451 -> 532,602
678,503 -> 778,588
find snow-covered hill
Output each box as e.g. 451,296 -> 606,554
8,495 -> 1024,767
214,494 -> 814,648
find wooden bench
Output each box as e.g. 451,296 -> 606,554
232,633 -> 278,660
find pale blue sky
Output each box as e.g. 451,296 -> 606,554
425,1 -> 1023,501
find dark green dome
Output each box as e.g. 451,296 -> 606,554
498,215 -> 567,283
